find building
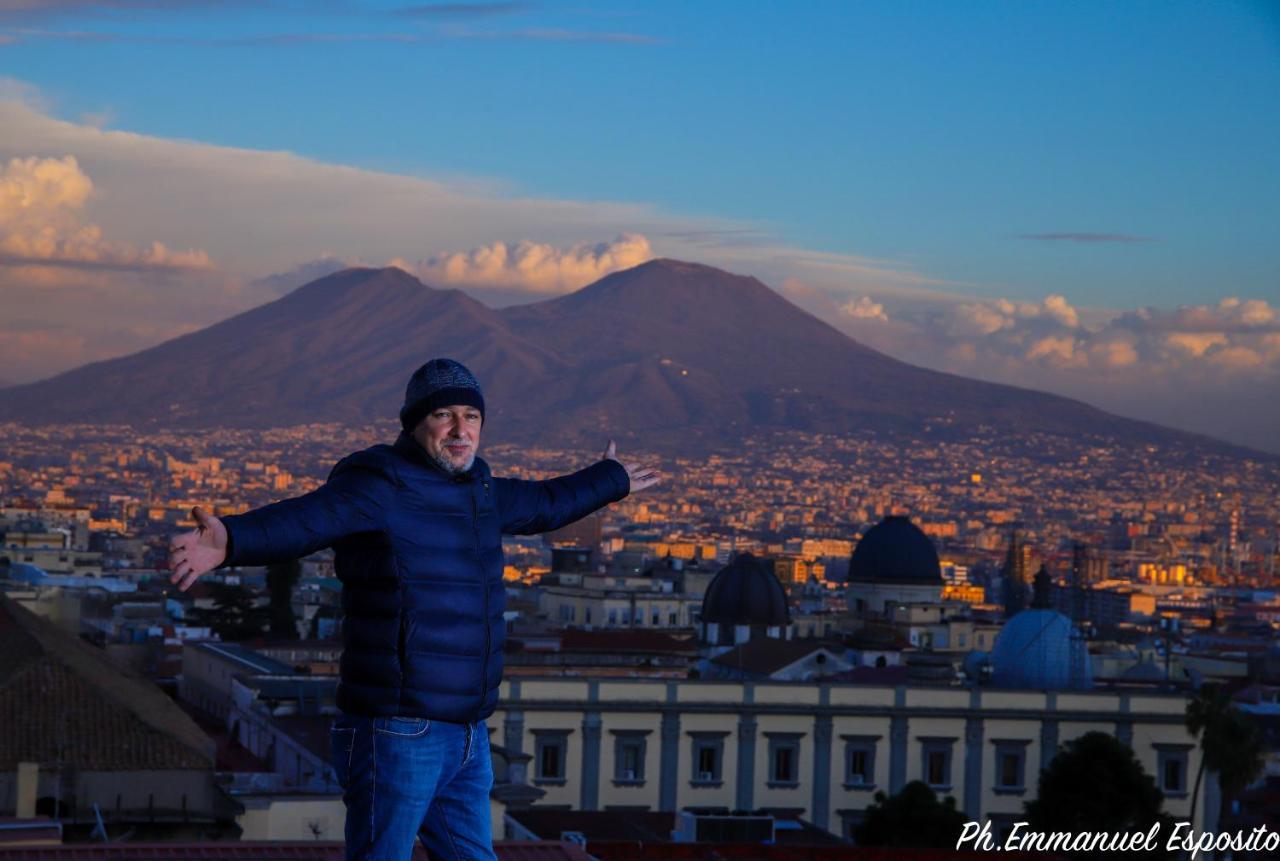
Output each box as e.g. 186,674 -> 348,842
491,677 -> 1214,842
846,516 -> 943,618
179,641 -> 295,722
699,553 -> 790,649
0,595 -> 239,838
983,566 -> 1094,690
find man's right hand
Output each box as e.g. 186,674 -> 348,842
168,506 -> 228,592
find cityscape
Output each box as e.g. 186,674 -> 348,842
2,415 -> 1278,856
2,1 -> 1278,858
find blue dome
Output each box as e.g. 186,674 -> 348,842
848,515 -> 942,584
990,609 -> 1093,690
701,552 -> 789,627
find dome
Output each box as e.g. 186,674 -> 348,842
701,552 -> 789,627
848,515 -> 942,584
989,609 -> 1093,690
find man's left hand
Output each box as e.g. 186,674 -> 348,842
604,439 -> 661,492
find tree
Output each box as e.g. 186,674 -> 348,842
191,582 -> 269,641
266,559 -> 302,640
1185,684 -> 1264,842
1025,731 -> 1171,859
1185,683 -> 1231,832
853,780 -> 966,848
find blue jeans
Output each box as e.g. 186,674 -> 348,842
330,713 -> 497,861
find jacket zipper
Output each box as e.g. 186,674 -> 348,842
473,479 -> 488,710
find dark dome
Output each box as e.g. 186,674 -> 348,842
848,515 -> 942,584
701,553 -> 790,626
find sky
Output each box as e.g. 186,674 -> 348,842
1,0 -> 1278,452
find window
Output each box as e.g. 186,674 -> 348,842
652,608 -> 660,625
837,810 -> 865,844
558,604 -> 574,623
766,732 -> 803,787
608,608 -> 618,625
669,612 -> 678,625
532,730 -> 571,785
611,730 -> 649,784
991,739 -> 1030,793
842,735 -> 879,788
1155,744 -> 1192,797
689,731 -> 728,786
919,737 -> 955,790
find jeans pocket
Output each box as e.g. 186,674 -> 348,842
329,726 -> 356,789
374,716 -> 431,738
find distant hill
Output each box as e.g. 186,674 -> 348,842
0,260 -> 1267,460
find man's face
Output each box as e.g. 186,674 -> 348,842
412,404 -> 482,474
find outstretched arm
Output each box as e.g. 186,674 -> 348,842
494,440 -> 660,535
167,461 -> 392,591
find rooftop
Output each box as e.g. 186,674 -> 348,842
0,594 -> 213,771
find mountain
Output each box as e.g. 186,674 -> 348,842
0,260 -> 1265,459
0,267 -> 567,428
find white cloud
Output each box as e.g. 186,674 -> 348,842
839,295 -> 888,322
1164,332 -> 1229,358
0,154 -> 211,270
812,290 -> 1279,452
413,233 -> 653,293
1088,338 -> 1139,368
1026,334 -> 1087,368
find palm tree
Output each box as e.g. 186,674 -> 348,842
1185,683 -> 1231,831
1184,683 -> 1264,848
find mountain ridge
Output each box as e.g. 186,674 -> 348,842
0,260 -> 1271,462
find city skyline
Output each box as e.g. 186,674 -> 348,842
1,1 -> 1278,452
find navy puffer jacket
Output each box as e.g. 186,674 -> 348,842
220,431 -> 630,722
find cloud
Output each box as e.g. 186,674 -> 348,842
1088,338 -> 1139,368
884,293 -> 1280,375
0,154 -> 211,271
1163,331 -> 1229,358
816,289 -> 1280,451
1026,334 -> 1087,369
249,255 -> 349,298
0,1 -> 227,23
1113,297 -> 1279,334
948,294 -> 1079,340
409,233 -> 652,293
392,3 -> 530,18
839,295 -> 888,322
1017,232 -> 1153,243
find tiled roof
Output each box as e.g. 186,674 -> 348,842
556,630 -> 698,654
0,595 -> 213,771
709,639 -> 843,676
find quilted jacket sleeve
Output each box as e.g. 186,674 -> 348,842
493,458 -> 630,536
220,453 -> 396,567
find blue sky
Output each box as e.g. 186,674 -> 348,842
1,1 -> 1278,452
3,0 -> 1277,306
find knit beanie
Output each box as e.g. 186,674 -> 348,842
399,358 -> 485,432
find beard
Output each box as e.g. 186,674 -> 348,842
432,448 -> 475,475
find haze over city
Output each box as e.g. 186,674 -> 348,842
1,0 -> 1278,452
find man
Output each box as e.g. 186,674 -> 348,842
167,358 -> 659,861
